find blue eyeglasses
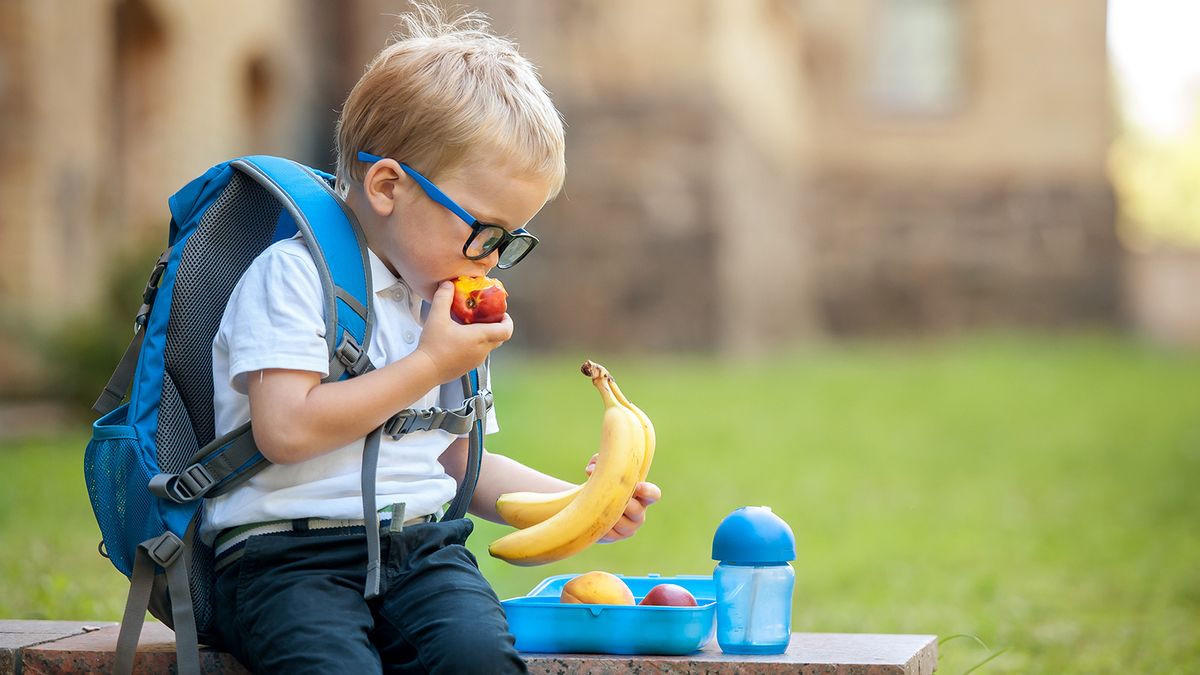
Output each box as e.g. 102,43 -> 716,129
357,151 -> 539,269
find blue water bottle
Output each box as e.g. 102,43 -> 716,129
711,506 -> 796,654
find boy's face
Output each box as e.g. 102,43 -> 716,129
375,157 -> 552,302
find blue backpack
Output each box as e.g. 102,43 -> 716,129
84,156 -> 490,675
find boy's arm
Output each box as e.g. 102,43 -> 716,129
247,354 -> 439,463
440,438 -> 661,542
248,282 -> 512,464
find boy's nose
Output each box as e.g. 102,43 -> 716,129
480,246 -> 501,269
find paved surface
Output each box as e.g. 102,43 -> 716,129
2,620 -> 937,674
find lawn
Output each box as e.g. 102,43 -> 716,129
2,333 -> 1197,673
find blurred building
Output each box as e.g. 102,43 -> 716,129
0,0 -> 332,323
0,0 -> 1116,368
0,0 -> 342,389
462,0 -> 1117,351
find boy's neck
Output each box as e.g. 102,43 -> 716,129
344,187 -> 401,278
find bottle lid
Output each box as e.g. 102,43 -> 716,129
711,506 -> 796,564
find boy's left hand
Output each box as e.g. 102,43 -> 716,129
584,454 -> 662,543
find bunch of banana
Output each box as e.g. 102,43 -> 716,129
494,361 -> 656,529
488,361 -> 655,566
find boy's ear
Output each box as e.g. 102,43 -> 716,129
363,159 -> 405,217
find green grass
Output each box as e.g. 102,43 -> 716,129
2,333 -> 1198,673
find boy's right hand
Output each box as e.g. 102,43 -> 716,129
415,281 -> 513,382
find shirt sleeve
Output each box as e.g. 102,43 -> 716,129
217,242 -> 330,394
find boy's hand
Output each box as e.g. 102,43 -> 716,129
584,453 -> 662,543
416,281 -> 513,382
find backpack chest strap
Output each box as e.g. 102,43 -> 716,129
383,390 -> 493,438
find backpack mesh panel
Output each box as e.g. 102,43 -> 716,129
153,171 -> 284,635
187,533 -> 217,637
161,173 -> 284,450
156,373 -> 199,473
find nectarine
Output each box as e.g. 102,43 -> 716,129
639,583 -> 698,607
559,571 -> 635,605
450,276 -> 507,324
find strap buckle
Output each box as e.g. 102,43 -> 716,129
142,256 -> 168,305
148,463 -> 216,504
134,250 -> 171,335
179,463 -> 216,499
471,390 -> 493,418
145,532 -> 184,568
384,389 -> 492,438
386,407 -> 447,436
334,334 -> 372,378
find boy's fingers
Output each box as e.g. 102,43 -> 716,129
497,314 -> 515,339
612,508 -> 644,540
476,314 -> 514,342
430,281 -> 454,313
601,520 -> 630,543
623,497 -> 646,522
600,492 -> 652,542
610,516 -> 635,540
634,481 -> 661,505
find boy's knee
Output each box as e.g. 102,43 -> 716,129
430,631 -> 526,674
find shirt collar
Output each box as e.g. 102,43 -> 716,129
367,248 -> 402,294
367,248 -> 424,316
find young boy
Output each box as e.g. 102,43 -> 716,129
201,5 -> 660,672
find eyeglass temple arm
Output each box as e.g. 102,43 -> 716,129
356,152 -> 476,227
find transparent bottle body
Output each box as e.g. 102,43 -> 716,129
713,562 -> 794,654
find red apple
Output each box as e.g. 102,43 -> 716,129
450,276 -> 508,324
638,583 -> 698,607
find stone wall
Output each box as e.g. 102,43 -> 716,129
0,0 -> 1122,384
0,0 -> 325,327
807,173 -> 1119,334
502,91 -> 722,352
469,0 -> 819,354
802,0 -> 1112,182
469,0 -> 1117,350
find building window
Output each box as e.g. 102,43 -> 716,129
869,0 -> 963,115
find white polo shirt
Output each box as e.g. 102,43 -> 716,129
200,235 -> 497,543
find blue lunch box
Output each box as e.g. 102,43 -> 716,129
501,573 -> 716,655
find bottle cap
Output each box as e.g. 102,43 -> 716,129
711,506 -> 796,564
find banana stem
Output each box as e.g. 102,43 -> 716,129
580,360 -> 608,380
581,360 -> 618,408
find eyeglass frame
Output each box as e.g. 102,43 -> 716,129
356,151 -> 539,269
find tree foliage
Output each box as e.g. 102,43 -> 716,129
1110,114 -> 1200,248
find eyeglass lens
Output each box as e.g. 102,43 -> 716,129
466,225 -> 534,268
499,237 -> 532,267
466,225 -> 506,259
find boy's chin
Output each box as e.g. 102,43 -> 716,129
415,283 -> 437,302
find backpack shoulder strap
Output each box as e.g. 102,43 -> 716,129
233,156 -> 375,381
443,364 -> 488,521
92,156 -> 372,414
147,157 -> 376,505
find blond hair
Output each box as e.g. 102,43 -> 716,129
335,3 -> 565,197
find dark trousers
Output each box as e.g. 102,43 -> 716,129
209,517 -> 528,674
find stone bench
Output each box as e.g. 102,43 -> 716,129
2,620 -> 937,674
